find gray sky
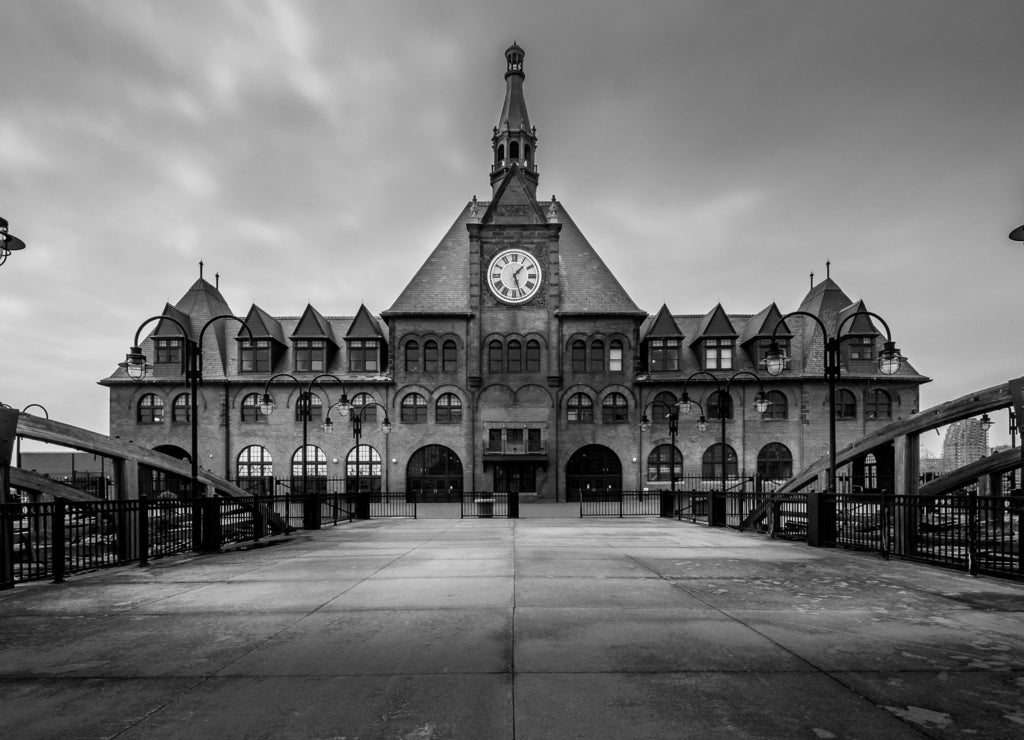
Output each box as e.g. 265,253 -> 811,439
2,0 -> 1023,454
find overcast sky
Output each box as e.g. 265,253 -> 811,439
2,0 -> 1023,454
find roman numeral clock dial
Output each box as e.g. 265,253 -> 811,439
487,248 -> 542,304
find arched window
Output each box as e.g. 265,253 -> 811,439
509,140 -> 520,159
602,393 -> 629,424
651,392 -> 677,423
647,444 -> 683,483
405,340 -> 420,372
507,340 -> 523,373
567,393 -> 594,423
442,340 -> 457,372
436,393 -> 463,424
590,340 -> 605,373
525,144 -> 532,163
241,392 -> 267,423
757,443 -> 792,481
497,144 -> 505,162
237,445 -> 273,494
702,443 -> 738,480
346,444 -> 381,494
423,340 -> 439,373
171,393 -> 190,424
291,445 -> 327,494
571,340 -> 587,373
488,340 -> 503,373
836,389 -> 857,420
351,392 -> 377,422
762,390 -> 788,420
525,339 -> 541,372
401,393 -> 427,423
865,389 -> 892,420
708,391 -> 733,420
609,339 -> 624,372
296,393 -> 322,422
137,394 -> 164,424
566,445 -> 622,500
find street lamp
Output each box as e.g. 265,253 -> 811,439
1009,224 -> 1024,242
260,373 -> 350,529
121,314 -> 253,502
979,414 -> 993,433
640,397 -> 682,492
324,399 -> 391,518
764,310 -> 902,495
679,370 -> 770,525
0,216 -> 27,268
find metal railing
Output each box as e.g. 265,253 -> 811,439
1,495 -> 292,588
461,492 -> 516,519
579,490 -> 668,517
827,490 -> 1022,578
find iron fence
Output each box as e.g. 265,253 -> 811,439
825,490 -> 1022,578
579,490 -> 668,517
460,492 -> 516,519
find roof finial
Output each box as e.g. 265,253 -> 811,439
215,272 -> 220,289
826,260 -> 831,279
810,271 -> 814,289
199,260 -> 204,279
469,195 -> 480,223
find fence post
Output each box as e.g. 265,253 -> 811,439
509,490 -> 519,519
201,497 -> 221,554
967,488 -> 979,576
253,495 -> 265,542
0,506 -> 14,589
880,489 -> 890,560
137,498 -> 149,567
51,500 -> 66,584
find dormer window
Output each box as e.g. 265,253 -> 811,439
155,339 -> 183,365
704,338 -> 734,370
846,336 -> 876,363
649,339 -> 680,372
294,340 -> 326,373
240,339 -> 272,373
349,340 -> 379,372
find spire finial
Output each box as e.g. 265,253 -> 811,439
810,271 -> 814,289
826,260 -> 831,279
199,260 -> 204,279
215,272 -> 220,289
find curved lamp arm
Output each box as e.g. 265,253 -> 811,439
120,314 -> 191,381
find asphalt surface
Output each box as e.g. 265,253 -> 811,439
2,510 -> 1023,739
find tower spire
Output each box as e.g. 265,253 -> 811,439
490,42 -> 539,198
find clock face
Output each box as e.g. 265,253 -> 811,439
487,248 -> 542,304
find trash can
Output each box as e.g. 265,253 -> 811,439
474,498 -> 495,518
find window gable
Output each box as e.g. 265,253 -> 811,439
349,339 -> 380,373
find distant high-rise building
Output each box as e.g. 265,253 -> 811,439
941,419 -> 989,472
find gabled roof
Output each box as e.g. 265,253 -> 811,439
291,304 -> 338,345
692,303 -> 737,345
384,193 -> 644,316
480,163 -> 548,225
237,304 -> 286,344
837,300 -> 879,336
739,303 -> 792,345
797,277 -> 852,336
153,303 -> 194,341
345,304 -> 385,340
643,304 -> 684,339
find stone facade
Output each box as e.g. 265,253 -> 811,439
101,44 -> 929,500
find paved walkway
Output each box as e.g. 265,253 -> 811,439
2,517 -> 1023,739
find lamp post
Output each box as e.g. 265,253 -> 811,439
0,216 -> 27,268
678,370 -> 771,526
764,310 -> 903,545
260,373 -> 351,529
121,314 -> 253,503
640,398 -> 682,492
324,400 -> 391,519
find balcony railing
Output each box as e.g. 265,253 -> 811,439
482,441 -> 548,457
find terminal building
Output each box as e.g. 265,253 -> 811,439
101,44 -> 929,501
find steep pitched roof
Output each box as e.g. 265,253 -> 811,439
692,303 -> 737,344
345,304 -> 385,339
480,163 -> 548,225
153,303 -> 194,341
738,302 -> 792,345
292,304 -> 338,345
237,304 -> 286,344
644,304 -> 684,339
837,299 -> 880,336
384,194 -> 644,316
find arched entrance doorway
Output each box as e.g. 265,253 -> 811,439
566,445 -> 622,502
407,445 -> 463,502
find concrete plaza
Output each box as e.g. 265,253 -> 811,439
2,510 -> 1023,739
